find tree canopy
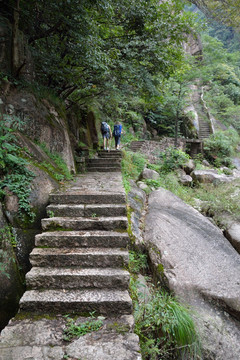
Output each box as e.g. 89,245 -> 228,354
2,0 -> 195,110
190,0 -> 240,29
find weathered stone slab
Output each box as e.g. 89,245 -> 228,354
47,204 -> 127,217
26,267 -> 130,290
19,289 -> 132,315
144,187 -> 240,359
49,193 -> 126,204
35,230 -> 129,248
30,248 -> 129,268
66,332 -> 141,360
41,216 -> 128,231
0,315 -> 141,360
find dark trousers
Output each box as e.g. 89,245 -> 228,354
114,135 -> 121,148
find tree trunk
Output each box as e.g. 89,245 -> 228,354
11,0 -> 20,76
174,113 -> 179,148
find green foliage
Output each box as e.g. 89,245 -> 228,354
193,180 -> 240,224
145,168 -> 240,226
0,118 -> 36,221
156,147 -> 190,173
38,142 -> 73,182
127,249 -> 200,359
122,151 -> 147,193
128,250 -> 148,274
63,314 -> 104,341
4,0 -> 197,130
47,210 -> 55,218
134,288 -> 200,359
0,225 -> 17,249
203,129 -> 239,167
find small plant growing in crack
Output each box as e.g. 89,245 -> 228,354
63,313 -> 105,341
47,210 -> 55,218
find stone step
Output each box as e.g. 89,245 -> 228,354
47,204 -> 127,217
30,248 -> 129,268
41,216 -> 128,231
87,162 -> 121,168
87,167 -> 121,172
98,153 -> 122,158
35,231 -> 129,248
49,192 -> 126,204
98,150 -> 122,156
88,159 -> 121,165
19,289 -> 132,315
26,267 -> 130,290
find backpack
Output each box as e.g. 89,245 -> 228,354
113,124 -> 122,136
101,121 -> 109,133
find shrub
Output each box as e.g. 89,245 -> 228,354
156,147 -> 190,173
122,151 -> 147,193
203,129 -> 239,167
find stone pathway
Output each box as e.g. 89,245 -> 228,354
0,151 -> 142,360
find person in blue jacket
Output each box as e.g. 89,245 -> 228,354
113,121 -> 123,150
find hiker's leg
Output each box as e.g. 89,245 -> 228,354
116,135 -> 121,149
103,135 -> 106,150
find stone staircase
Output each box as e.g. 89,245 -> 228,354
0,152 -> 142,360
129,140 -> 146,152
198,117 -> 212,140
87,150 -> 122,172
19,152 -> 132,316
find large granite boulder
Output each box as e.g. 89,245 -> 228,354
191,169 -> 237,184
139,168 -> 159,181
0,205 -> 24,331
144,188 -> 240,359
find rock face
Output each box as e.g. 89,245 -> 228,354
144,187 -> 240,360
224,223 -> 240,254
0,205 -> 24,331
3,91 -> 76,173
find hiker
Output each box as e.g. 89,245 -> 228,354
113,121 -> 123,150
101,121 -> 112,150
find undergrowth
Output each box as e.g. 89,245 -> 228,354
122,151 -> 147,193
128,250 -> 201,360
